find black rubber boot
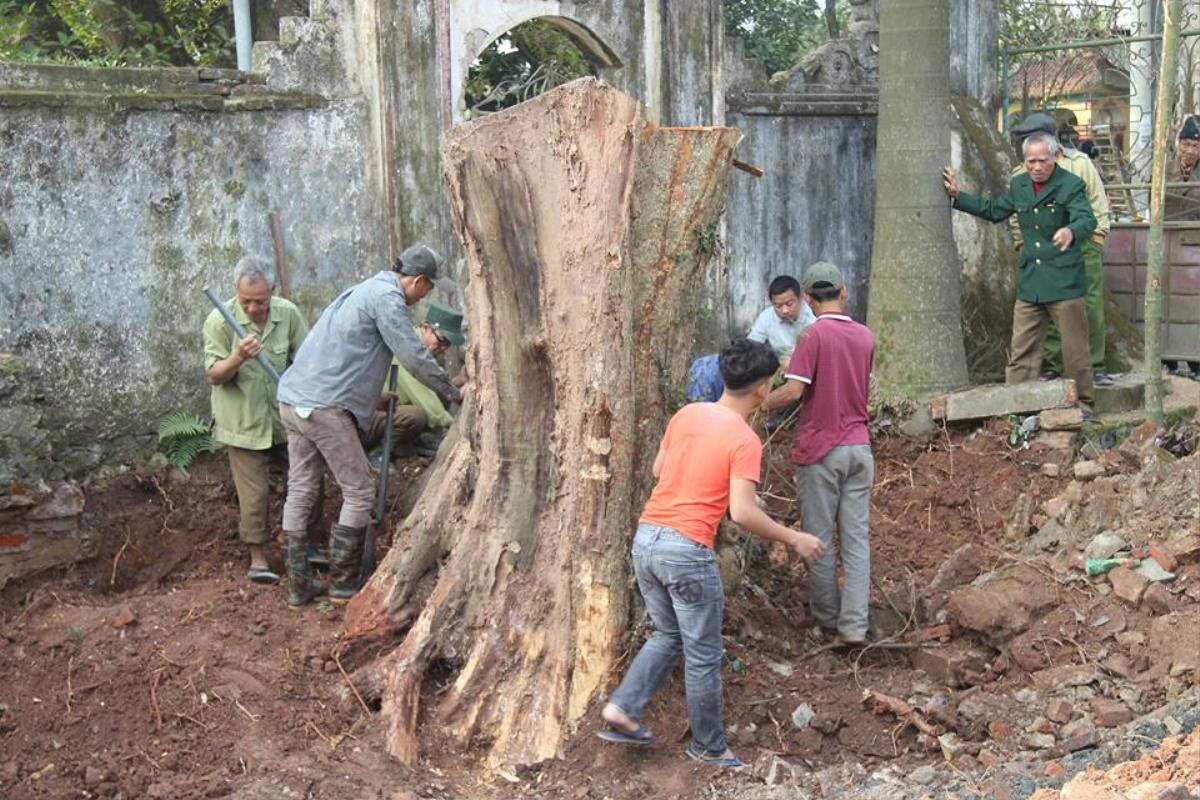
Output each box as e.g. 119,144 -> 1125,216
328,523 -> 366,602
285,530 -> 326,608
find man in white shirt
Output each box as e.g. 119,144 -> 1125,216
747,275 -> 818,360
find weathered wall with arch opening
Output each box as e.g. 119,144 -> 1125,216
0,0 -> 726,505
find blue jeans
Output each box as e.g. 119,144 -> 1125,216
609,523 -> 727,754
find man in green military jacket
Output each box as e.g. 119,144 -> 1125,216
943,131 -> 1097,412
203,257 -> 310,583
1007,112 -> 1114,387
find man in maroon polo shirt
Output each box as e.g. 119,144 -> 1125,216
763,262 -> 875,645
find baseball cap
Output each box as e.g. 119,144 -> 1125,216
395,244 -> 455,292
802,261 -> 845,292
1011,112 -> 1058,137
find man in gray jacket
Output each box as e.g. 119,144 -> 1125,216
277,244 -> 461,607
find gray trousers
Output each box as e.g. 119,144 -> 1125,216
280,404 -> 375,530
796,445 -> 874,640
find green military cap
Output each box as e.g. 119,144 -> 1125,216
1012,112 -> 1058,137
425,303 -> 466,346
1179,115 -> 1200,141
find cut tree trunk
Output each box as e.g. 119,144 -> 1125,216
339,78 -> 740,768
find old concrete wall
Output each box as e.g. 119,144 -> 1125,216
721,0 -> 1015,380
0,0 -> 729,506
0,60 -> 386,503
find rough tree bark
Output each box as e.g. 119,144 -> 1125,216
339,78 -> 740,768
867,0 -> 969,401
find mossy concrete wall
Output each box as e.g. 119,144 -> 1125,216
0,62 -> 386,504
0,0 -> 728,504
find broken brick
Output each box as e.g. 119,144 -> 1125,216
1090,698 -> 1132,728
907,624 -> 953,643
1073,460 -> 1105,480
1165,531 -> 1199,565
988,720 -> 1012,740
1043,761 -> 1065,779
1109,566 -> 1149,606
1045,698 -> 1073,724
1039,408 -> 1084,431
111,605 -> 137,629
1058,719 -> 1100,753
910,643 -> 990,688
1143,583 -> 1173,616
1148,541 -> 1178,573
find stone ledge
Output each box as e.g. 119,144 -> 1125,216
729,90 -> 879,117
0,62 -> 266,95
0,88 -> 326,113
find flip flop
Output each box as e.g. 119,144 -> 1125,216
685,744 -> 744,769
246,567 -> 280,584
596,725 -> 656,746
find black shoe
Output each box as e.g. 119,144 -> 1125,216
1041,370 -> 1061,381
1092,371 -> 1115,387
414,431 -> 444,457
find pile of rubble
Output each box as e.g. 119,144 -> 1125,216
731,421 -> 1198,800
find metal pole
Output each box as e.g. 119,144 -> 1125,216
232,0 -> 252,72
1145,0 -> 1184,424
202,288 -> 282,384
363,365 -> 399,578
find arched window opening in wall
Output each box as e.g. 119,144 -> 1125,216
464,16 -> 620,119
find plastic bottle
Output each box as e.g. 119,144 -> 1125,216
1085,557 -> 1140,577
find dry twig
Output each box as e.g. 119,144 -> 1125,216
333,649 -> 373,718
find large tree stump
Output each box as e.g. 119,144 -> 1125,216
341,78 -> 740,768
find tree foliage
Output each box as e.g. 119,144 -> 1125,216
0,0 -> 233,67
723,0 -> 852,75
464,20 -> 597,117
999,0 -> 1124,56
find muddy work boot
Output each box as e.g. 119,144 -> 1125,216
285,530 -> 326,608
328,523 -> 366,603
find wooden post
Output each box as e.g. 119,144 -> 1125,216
1144,0 -> 1183,424
269,212 -> 292,300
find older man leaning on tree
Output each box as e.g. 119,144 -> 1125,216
943,131 -> 1097,417
1007,112 -> 1114,388
203,256 -> 311,584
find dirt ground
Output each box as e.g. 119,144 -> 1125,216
1,403 -> 1198,799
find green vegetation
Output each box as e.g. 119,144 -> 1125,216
464,19 -> 597,117
0,0 -> 233,67
158,410 -> 222,471
724,0 -> 851,75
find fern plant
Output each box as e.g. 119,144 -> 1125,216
158,410 -> 222,471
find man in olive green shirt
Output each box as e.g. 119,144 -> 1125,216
364,305 -> 465,455
203,257 -> 309,583
1008,113 -> 1114,386
944,132 -> 1097,412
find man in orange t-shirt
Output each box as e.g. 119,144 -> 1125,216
596,338 -> 824,769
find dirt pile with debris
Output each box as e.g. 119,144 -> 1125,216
0,417 -> 1196,799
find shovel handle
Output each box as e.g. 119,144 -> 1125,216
203,288 -> 282,384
